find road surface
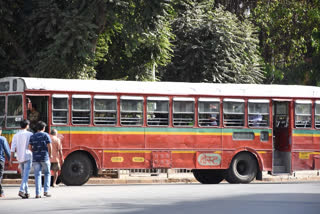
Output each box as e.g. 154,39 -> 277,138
0,182 -> 319,214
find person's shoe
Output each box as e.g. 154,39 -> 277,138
35,195 -> 41,199
44,192 -> 51,197
25,193 -> 30,199
18,191 -> 27,199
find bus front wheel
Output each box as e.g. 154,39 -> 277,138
192,169 -> 224,184
60,153 -> 93,186
225,152 -> 257,184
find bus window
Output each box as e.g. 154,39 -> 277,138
0,96 -> 5,126
147,97 -> 169,126
198,98 -> 220,127
52,94 -> 69,124
173,97 -> 195,127
94,95 -> 117,126
316,101 -> 320,129
248,99 -> 269,127
7,95 -> 23,128
120,96 -> 143,126
0,81 -> 9,92
72,95 -> 91,125
295,100 -> 312,128
223,99 -> 244,127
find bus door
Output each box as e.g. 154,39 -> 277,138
26,95 -> 49,132
272,100 -> 292,174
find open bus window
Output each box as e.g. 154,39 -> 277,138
120,96 -> 143,126
173,98 -> 195,127
223,99 -> 244,127
198,98 -> 220,127
7,95 -> 23,128
94,95 -> 117,126
316,101 -> 320,129
147,97 -> 169,126
52,94 -> 69,124
248,100 -> 269,127
72,95 -> 91,125
295,100 -> 312,128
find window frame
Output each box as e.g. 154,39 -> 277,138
147,97 -> 169,127
120,96 -> 144,126
6,94 -> 23,128
223,98 -> 245,127
52,94 -> 69,125
71,94 -> 91,125
172,97 -> 195,127
248,99 -> 270,128
0,95 -> 6,127
315,100 -> 320,129
93,95 -> 117,126
198,98 -> 220,127
294,100 -> 312,129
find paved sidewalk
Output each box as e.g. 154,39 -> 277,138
3,170 -> 320,185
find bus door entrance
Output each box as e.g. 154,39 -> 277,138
26,95 -> 49,132
272,100 -> 292,174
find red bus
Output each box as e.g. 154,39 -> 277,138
1,77 -> 320,185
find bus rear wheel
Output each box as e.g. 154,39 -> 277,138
60,153 -> 93,186
225,153 -> 257,184
192,169 -> 224,184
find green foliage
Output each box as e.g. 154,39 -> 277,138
95,0 -> 174,81
160,0 -> 264,83
254,0 -> 320,84
0,0 -> 173,80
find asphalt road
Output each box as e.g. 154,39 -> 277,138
1,182 -> 320,214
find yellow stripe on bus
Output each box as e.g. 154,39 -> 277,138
60,131 -> 226,136
293,134 -> 315,137
58,130 -> 271,136
257,151 -> 267,154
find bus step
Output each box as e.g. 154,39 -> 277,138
273,165 -> 287,173
273,158 -> 283,165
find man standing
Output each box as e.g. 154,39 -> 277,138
0,127 -> 11,198
10,120 -> 33,199
50,129 -> 64,187
29,121 -> 52,198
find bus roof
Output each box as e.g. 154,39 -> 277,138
1,77 -> 320,98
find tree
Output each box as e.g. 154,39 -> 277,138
0,0 -> 173,79
95,0 -> 174,81
253,0 -> 320,84
160,0 -> 264,83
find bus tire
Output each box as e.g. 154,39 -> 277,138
192,169 -> 224,184
225,152 -> 257,184
60,153 -> 93,186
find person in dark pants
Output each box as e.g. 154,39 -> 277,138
0,127 -> 11,198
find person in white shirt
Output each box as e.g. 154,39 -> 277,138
10,119 -> 33,199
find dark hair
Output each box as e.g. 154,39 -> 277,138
20,119 -> 30,129
36,121 -> 46,131
50,129 -> 57,135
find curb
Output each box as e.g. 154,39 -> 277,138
3,175 -> 320,185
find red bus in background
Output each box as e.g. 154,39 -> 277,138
1,77 -> 320,185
